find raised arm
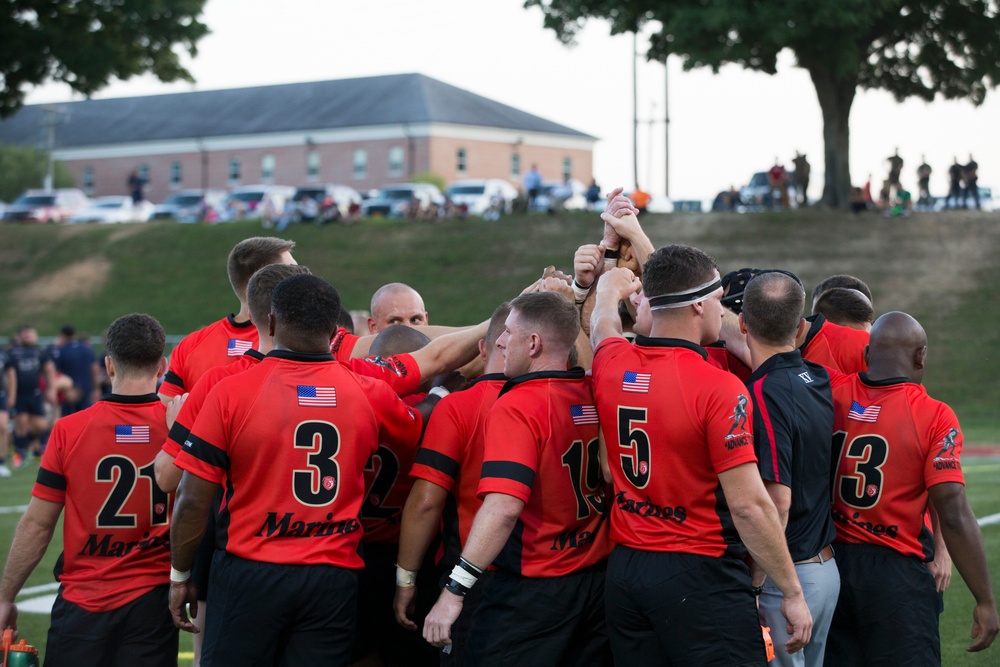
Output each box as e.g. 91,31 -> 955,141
590,267 -> 642,350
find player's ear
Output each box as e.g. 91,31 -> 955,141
156,357 -> 167,379
105,355 -> 115,379
914,345 -> 927,370
738,312 -> 747,335
268,313 -> 276,339
478,338 -> 488,362
795,318 -> 808,340
863,344 -> 870,368
367,317 -> 378,335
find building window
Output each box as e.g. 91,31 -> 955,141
82,166 -> 94,195
307,150 -> 321,181
562,157 -> 572,180
228,157 -> 241,183
139,163 -> 150,184
456,148 -> 467,175
388,146 -> 404,178
353,149 -> 367,179
511,153 -> 521,177
261,154 -> 275,182
170,161 -> 182,189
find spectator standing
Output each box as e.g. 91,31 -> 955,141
916,156 -> 933,210
768,160 -> 789,209
585,179 -> 601,208
523,164 -> 543,210
630,184 -> 652,214
887,149 -> 904,194
964,155 -> 980,210
947,157 -> 964,209
52,325 -> 100,415
127,169 -> 144,203
792,152 -> 811,206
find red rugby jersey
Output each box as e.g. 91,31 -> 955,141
160,315 -> 258,398
592,336 -> 758,558
410,374 -> 506,547
162,350 -> 265,458
174,350 -> 423,568
800,314 -> 869,376
32,395 -> 171,612
360,392 -> 426,544
330,327 -> 359,362
706,341 -> 753,383
830,373 -> 964,561
478,370 -> 612,578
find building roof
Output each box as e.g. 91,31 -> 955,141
0,73 -> 594,148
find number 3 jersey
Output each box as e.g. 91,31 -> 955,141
592,337 -> 758,558
32,394 -> 171,612
830,372 -> 964,561
477,369 -> 612,577
174,350 -> 423,569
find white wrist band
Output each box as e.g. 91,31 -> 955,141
170,567 -> 191,583
428,386 -> 450,399
449,564 -> 478,589
396,564 -> 418,588
572,280 -> 592,304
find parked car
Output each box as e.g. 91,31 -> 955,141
361,183 -> 444,218
70,196 -> 154,224
152,189 -> 227,222
532,179 -> 587,213
446,179 -> 519,216
739,171 -> 797,210
2,189 -> 90,223
222,185 -> 295,221
292,184 -> 363,222
0,201 -> 6,218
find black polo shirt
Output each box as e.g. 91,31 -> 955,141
746,350 -> 836,561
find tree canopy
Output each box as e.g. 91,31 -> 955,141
1,0 -> 209,118
0,142 -> 74,201
526,0 -> 1000,207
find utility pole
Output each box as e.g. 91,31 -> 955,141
632,32 -> 639,191
42,105 -> 65,191
664,57 -> 670,199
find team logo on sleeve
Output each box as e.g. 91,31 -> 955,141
297,385 -> 337,407
725,395 -> 752,449
227,339 -> 252,356
622,371 -> 651,393
570,404 -> 599,425
848,401 -> 881,423
933,428 -> 961,470
115,424 -> 150,443
364,355 -> 409,378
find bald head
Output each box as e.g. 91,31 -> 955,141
368,324 -> 432,357
866,311 -> 928,383
368,283 -> 428,333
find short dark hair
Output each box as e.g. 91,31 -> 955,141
814,288 -> 874,327
336,308 -> 355,334
642,245 -> 718,299
509,292 -> 579,351
105,313 -> 165,375
485,302 -> 513,351
227,237 -> 296,297
247,264 -> 312,325
60,324 -> 76,338
271,275 -> 342,340
742,272 -> 805,346
811,274 -> 872,304
369,324 -> 432,357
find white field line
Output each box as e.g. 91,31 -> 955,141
0,504 -> 28,515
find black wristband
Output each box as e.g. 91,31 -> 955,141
458,557 -> 483,577
604,248 -> 620,259
444,578 -> 469,597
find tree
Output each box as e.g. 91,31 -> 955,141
526,0 -> 1000,207
1,0 -> 209,118
0,142 -> 74,201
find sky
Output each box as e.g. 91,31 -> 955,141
23,0 -> 1000,202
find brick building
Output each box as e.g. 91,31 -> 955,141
0,73 -> 595,202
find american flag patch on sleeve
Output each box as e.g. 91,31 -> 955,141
115,425 -> 150,443
570,404 -> 599,425
622,371 -> 651,393
297,385 -> 337,407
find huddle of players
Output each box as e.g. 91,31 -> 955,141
0,198 -> 996,667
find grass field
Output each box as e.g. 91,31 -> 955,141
2,455 -> 999,664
